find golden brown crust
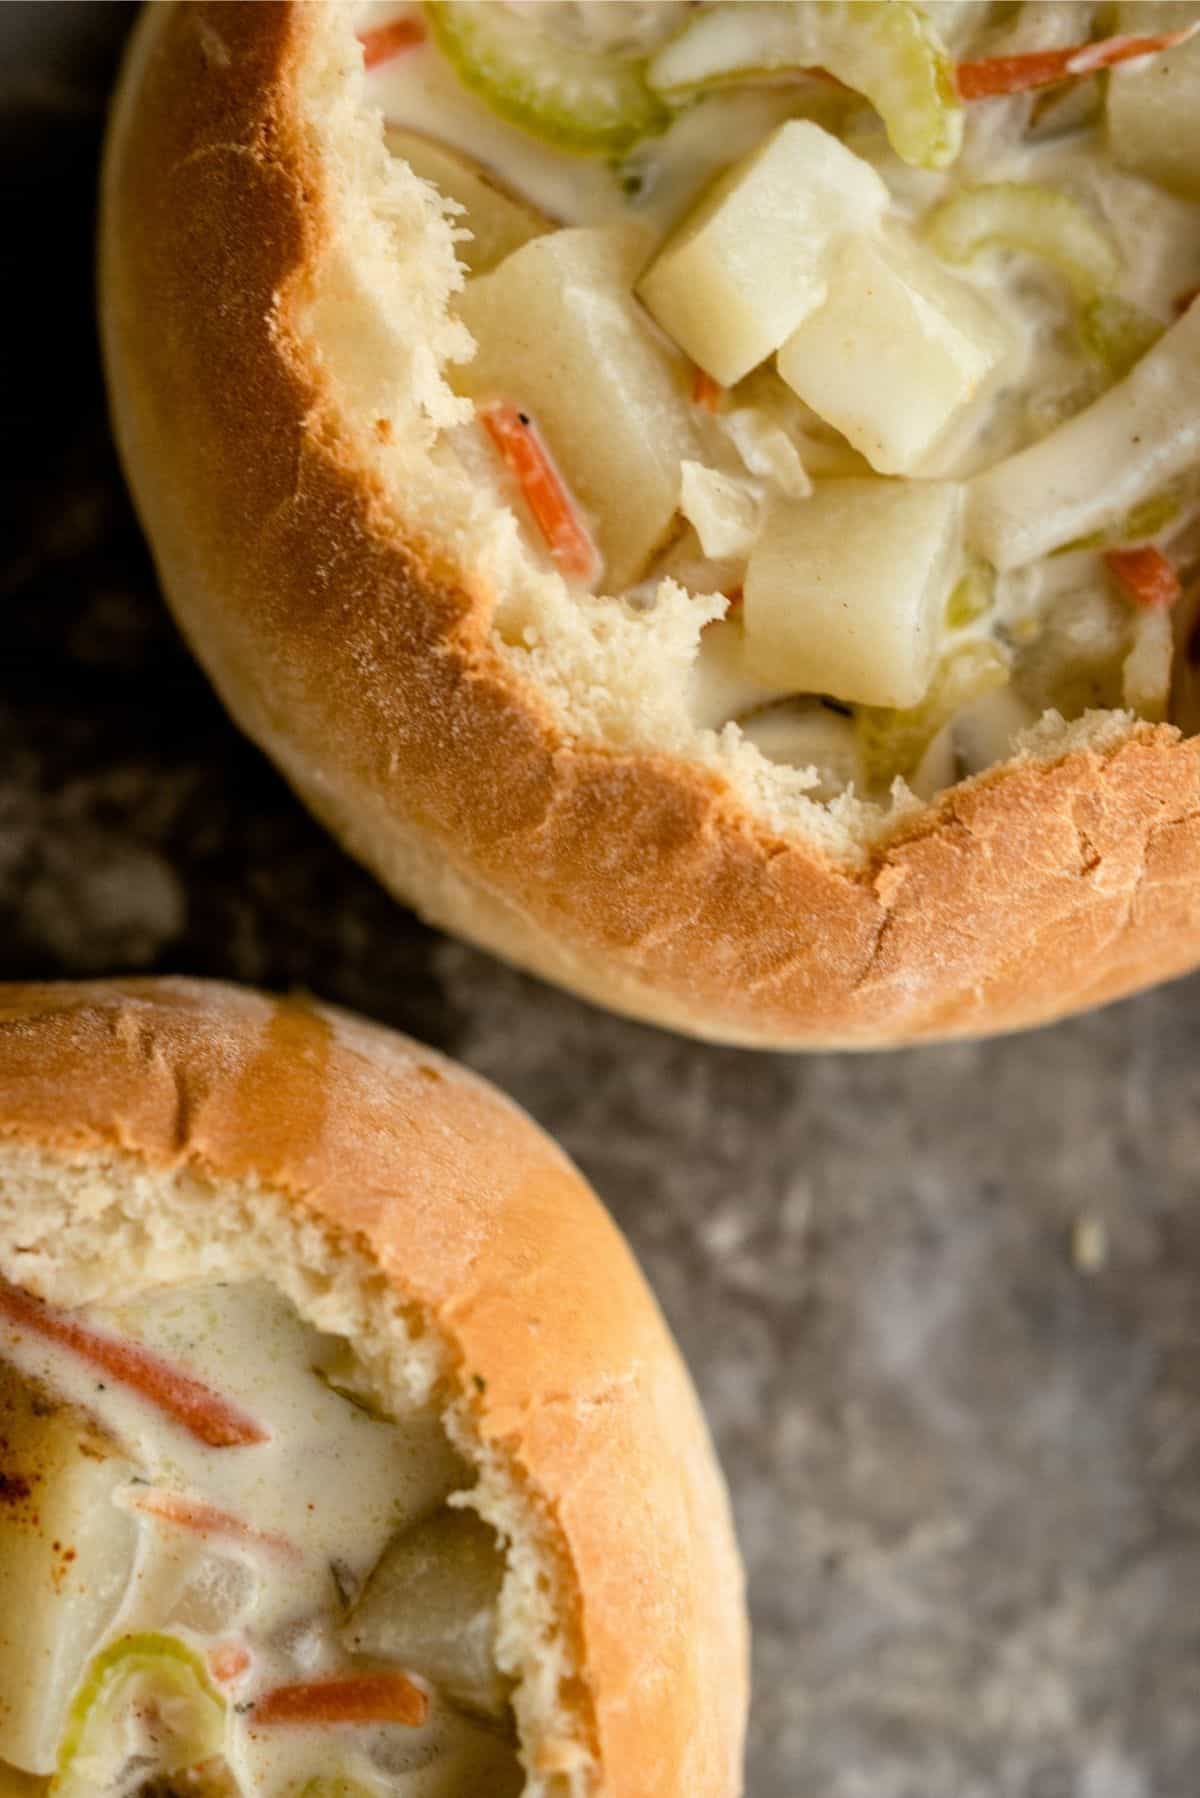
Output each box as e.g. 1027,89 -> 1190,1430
0,976 -> 747,1798
99,1 -> 1200,1048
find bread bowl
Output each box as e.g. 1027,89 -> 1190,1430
100,1 -> 1200,1047
0,977 -> 746,1796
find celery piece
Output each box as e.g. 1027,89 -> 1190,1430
945,562 -> 994,629
1077,294 -> 1165,379
1122,490 -> 1184,541
968,297 -> 1200,570
1056,487 -> 1183,555
648,1 -> 963,169
51,1634 -> 224,1798
924,182 -> 1121,306
425,2 -> 669,156
856,639 -> 1009,786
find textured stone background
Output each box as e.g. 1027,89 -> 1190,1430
5,8 -> 1200,1795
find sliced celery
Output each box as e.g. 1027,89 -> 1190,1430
968,298 -> 1200,570
648,1 -> 963,169
924,183 -> 1121,306
1056,487 -> 1183,554
944,562 -> 994,630
425,2 -> 669,156
51,1634 -> 224,1798
856,640 -> 1009,787
1077,294 -> 1165,379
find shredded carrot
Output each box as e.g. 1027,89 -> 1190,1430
480,403 -> 599,582
0,1277 -> 267,1449
956,24 -> 1197,99
358,15 -> 426,68
253,1671 -> 429,1729
209,1642 -> 252,1686
122,1488 -> 299,1559
691,367 -> 723,414
1105,546 -> 1182,611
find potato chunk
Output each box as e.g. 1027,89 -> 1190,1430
777,230 -> 1014,475
743,480 -> 963,707
455,227 -> 703,590
342,1509 -> 508,1720
0,1368 -> 135,1774
637,121 -> 889,387
384,128 -> 551,275
1106,4 -> 1200,201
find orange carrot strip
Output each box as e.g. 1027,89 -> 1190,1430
253,1671 -> 429,1729
122,1488 -> 299,1559
0,1277 -> 267,1449
956,24 -> 1197,99
359,15 -> 426,68
209,1642 -> 253,1685
691,367 -> 723,414
1105,546 -> 1182,611
480,403 -> 599,582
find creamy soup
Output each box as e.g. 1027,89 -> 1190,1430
0,1279 -> 521,1796
359,0 -> 1200,801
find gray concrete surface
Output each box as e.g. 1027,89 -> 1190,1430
3,8 -> 1200,1794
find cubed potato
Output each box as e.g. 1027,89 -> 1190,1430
0,1369 -> 135,1774
385,128 -> 551,275
743,480 -> 963,707
342,1509 -> 508,1720
454,227 -> 704,590
777,229 -> 1014,476
637,120 -> 889,387
1107,4 -> 1200,200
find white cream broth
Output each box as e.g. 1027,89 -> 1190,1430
362,0 -> 1200,795
0,1280 -> 515,1796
